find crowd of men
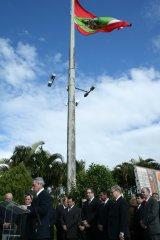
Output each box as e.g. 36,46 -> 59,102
0,177 -> 160,240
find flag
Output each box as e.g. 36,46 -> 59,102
74,0 -> 131,36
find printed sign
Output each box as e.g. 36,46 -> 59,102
134,166 -> 160,194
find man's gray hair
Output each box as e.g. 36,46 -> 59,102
33,177 -> 45,186
142,187 -> 150,193
111,185 -> 123,193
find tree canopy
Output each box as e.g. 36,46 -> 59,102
0,163 -> 32,203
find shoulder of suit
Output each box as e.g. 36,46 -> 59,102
107,199 -> 114,205
149,197 -> 158,203
117,196 -> 123,201
56,204 -> 63,210
39,189 -> 51,198
71,205 -> 79,210
117,196 -> 127,203
92,198 -> 99,204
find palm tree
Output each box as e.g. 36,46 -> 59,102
30,149 -> 65,187
0,141 -> 66,188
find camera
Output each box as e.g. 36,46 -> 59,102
48,73 -> 56,87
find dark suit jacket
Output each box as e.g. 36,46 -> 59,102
55,204 -> 67,240
97,200 -> 113,234
56,204 -> 67,227
142,197 -> 160,235
133,202 -> 145,239
61,206 -> 81,239
28,190 -> 53,239
97,199 -> 113,225
108,196 -> 129,239
82,198 -> 99,229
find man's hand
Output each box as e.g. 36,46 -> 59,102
62,225 -> 67,231
79,225 -> 85,231
81,220 -> 90,227
119,232 -> 124,240
82,220 -> 87,226
140,220 -> 147,229
97,224 -> 103,231
3,223 -> 11,229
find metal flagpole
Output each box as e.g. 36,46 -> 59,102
67,0 -> 76,192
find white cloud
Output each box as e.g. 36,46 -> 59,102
0,38 -> 41,86
76,67 -> 160,167
1,38 -> 160,168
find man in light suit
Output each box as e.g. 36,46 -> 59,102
28,177 -> 53,240
141,187 -> 160,240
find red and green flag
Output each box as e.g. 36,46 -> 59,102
74,0 -> 132,35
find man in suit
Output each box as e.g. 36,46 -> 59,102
108,185 -> 129,240
141,187 -> 160,240
152,193 -> 160,220
80,188 -> 99,240
97,192 -> 113,240
56,196 -> 68,240
27,177 -> 53,240
133,193 -> 145,240
61,196 -> 81,240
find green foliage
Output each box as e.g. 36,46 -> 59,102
3,143 -> 65,188
0,163 -> 32,203
85,164 -> 115,194
112,162 -> 135,190
70,163 -> 115,205
135,157 -> 160,170
10,146 -> 32,167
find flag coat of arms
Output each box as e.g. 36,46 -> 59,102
74,0 -> 131,35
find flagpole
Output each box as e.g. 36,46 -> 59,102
67,0 -> 76,192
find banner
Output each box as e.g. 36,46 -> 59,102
134,166 -> 160,194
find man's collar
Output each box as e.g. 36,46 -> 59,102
116,195 -> 122,201
68,204 -> 75,211
146,196 -> 151,202
104,198 -> 109,204
70,204 -> 75,209
36,188 -> 44,196
89,197 -> 94,203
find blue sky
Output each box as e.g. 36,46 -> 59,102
0,0 -> 160,167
